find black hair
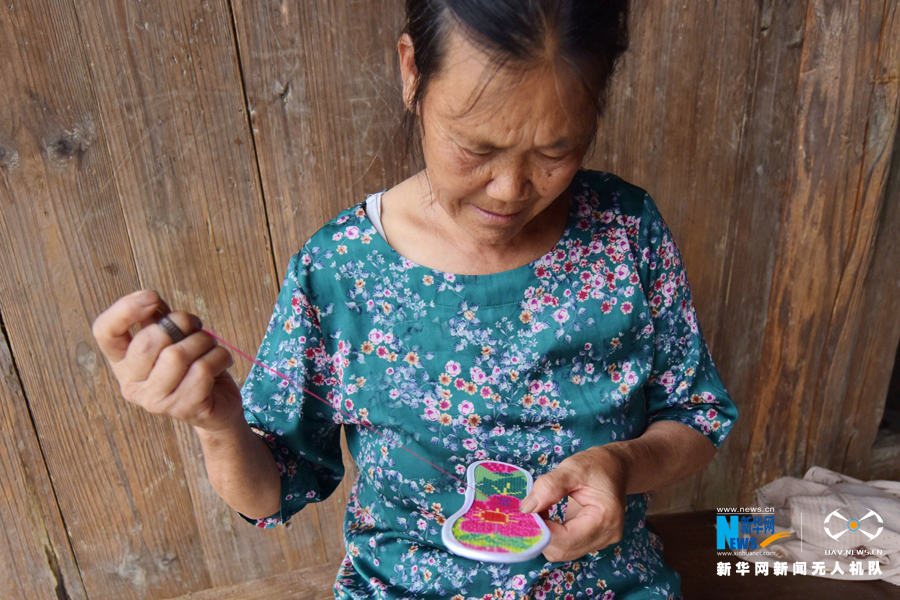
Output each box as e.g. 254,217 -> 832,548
400,0 -> 630,159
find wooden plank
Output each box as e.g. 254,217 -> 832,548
231,0 -> 410,268
840,5 -> 900,479
0,319 -> 88,599
807,0 -> 900,474
229,0 -> 405,566
0,2 -> 211,598
695,0 -> 812,509
740,0 -> 896,501
162,559 -> 344,600
590,0 -> 762,512
69,0 -> 337,590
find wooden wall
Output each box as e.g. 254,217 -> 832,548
0,1 -> 898,598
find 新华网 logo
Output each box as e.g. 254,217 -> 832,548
716,513 -> 791,551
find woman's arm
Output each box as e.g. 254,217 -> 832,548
92,290 -> 282,521
603,420 -> 717,495
519,421 -> 716,563
195,418 -> 282,520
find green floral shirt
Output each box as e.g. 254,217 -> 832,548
240,170 -> 737,599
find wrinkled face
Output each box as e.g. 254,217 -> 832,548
403,28 -> 597,247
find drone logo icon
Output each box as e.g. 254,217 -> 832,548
823,509 -> 883,541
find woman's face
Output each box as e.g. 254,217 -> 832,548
400,29 -> 597,248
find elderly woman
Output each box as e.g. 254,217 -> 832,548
93,0 -> 736,598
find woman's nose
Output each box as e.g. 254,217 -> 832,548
486,159 -> 532,203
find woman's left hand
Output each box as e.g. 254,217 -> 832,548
519,445 -> 629,563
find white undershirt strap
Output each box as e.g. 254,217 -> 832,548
365,192 -> 387,240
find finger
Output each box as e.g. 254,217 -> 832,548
542,505 -> 616,562
161,346 -> 235,423
142,330 -> 219,399
138,299 -> 172,331
564,496 -> 584,521
520,467 -> 576,515
92,290 -> 163,363
119,310 -> 203,384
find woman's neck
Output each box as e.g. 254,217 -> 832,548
379,172 -> 570,275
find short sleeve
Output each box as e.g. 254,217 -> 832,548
634,194 -> 738,447
239,251 -> 344,527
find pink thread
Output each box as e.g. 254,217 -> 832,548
203,329 -> 474,493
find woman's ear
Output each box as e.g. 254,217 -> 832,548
398,33 -> 418,112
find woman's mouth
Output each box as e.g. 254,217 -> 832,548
473,206 -> 522,224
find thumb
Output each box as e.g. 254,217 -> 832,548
519,467 -> 574,515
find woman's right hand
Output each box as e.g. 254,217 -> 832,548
92,289 -> 243,433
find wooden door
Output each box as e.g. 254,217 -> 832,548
1,1 -> 898,598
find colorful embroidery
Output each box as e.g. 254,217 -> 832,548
444,460 -> 550,562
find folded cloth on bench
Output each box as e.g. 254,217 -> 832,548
732,466 -> 900,585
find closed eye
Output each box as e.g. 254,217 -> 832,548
537,151 -> 568,161
463,146 -> 493,157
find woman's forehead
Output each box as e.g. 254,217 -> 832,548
425,33 -> 595,145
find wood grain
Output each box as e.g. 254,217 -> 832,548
840,4 -> 900,480
0,319 -> 88,600
0,1 -> 209,598
231,0 -> 411,269
695,0 -> 813,509
161,559 -> 344,600
741,0 -> 900,501
69,0 -> 335,591
806,0 -> 900,476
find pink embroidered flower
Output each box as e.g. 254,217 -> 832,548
458,494 -> 541,541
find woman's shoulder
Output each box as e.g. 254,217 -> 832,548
269,199 -> 380,291
573,169 -> 654,219
291,199 -> 380,263
306,201 -> 373,248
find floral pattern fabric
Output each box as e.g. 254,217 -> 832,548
239,170 -> 737,599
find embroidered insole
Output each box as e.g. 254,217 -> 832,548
442,460 -> 551,563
